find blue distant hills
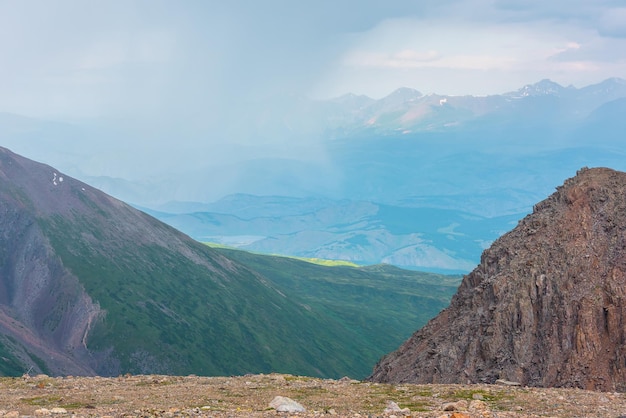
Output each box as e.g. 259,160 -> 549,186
141,79 -> 626,272
2,78 -> 626,271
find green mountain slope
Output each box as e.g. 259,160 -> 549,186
214,248 -> 461,363
0,146 -> 460,379
41,216 -> 336,376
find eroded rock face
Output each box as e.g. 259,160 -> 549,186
370,167 -> 626,391
0,197 -> 101,375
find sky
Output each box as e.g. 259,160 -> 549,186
0,0 -> 625,187
1,0 -> 625,123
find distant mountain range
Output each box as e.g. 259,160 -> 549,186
0,146 -> 458,378
1,79 -> 626,271
99,78 -> 626,271
274,77 -> 626,138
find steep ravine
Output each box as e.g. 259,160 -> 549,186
0,197 -> 100,375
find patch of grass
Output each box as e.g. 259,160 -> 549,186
290,386 -> 330,396
135,379 -> 175,387
283,256 -> 359,267
283,375 -> 316,382
398,401 -> 431,412
413,388 -> 434,397
25,350 -> 51,376
444,388 -> 514,403
202,242 -> 232,249
0,338 -> 27,377
363,383 -> 437,413
21,395 -> 63,406
203,242 -> 360,267
190,400 -> 227,411
60,402 -> 96,410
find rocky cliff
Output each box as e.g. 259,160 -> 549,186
370,167 -> 626,391
0,148 -> 103,375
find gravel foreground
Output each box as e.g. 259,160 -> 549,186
1,374 -> 625,418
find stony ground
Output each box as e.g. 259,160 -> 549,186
1,374 -> 625,418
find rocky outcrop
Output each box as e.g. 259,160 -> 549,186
0,151 -> 103,375
370,167 -> 626,391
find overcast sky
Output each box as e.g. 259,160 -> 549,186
0,0 -> 624,207
1,0 -> 625,123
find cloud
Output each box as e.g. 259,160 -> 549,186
0,0 -> 624,195
599,7 -> 626,37
343,49 -> 442,69
1,1 -> 625,125
313,1 -> 626,98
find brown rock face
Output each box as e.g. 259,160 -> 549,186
370,167 -> 626,391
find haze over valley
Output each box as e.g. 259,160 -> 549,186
3,78 -> 626,271
2,1 -> 626,273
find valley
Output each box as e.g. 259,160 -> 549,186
129,79 -> 626,273
0,146 -> 459,379
146,196 -> 520,274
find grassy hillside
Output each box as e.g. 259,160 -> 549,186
37,216 -> 353,378
39,213 -> 460,379
214,247 -> 461,361
0,146 -> 462,379
205,242 -> 360,267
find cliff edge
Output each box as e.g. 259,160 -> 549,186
370,167 -> 626,391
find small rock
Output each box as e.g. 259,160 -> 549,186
450,413 -> 471,418
443,400 -> 468,411
472,393 -> 484,400
327,408 -> 337,415
469,399 -> 488,411
469,399 -> 494,417
50,407 -> 67,414
269,395 -> 306,412
3,412 -> 19,418
383,401 -> 410,415
443,402 -> 457,411
34,409 -> 51,416
495,379 -> 521,386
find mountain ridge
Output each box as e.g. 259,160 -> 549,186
0,146 -> 459,378
369,167 -> 626,391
